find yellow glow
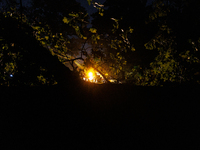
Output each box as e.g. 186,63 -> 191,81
85,68 -> 97,82
88,72 -> 94,81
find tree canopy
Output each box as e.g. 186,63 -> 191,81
89,0 -> 200,85
0,0 -> 200,86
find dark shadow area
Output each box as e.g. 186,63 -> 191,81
1,82 -> 200,149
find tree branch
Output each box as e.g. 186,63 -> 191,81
89,63 -> 111,84
63,57 -> 84,62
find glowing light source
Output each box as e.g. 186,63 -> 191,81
88,72 -> 94,81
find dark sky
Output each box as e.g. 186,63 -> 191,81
76,0 -> 106,15
19,0 -> 154,23
20,0 -> 154,15
20,0 -> 106,14
75,0 -> 154,23
76,0 -> 154,15
75,0 -> 106,24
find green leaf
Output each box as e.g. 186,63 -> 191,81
89,28 -> 97,33
69,13 -> 79,18
129,27 -> 133,33
41,41 -> 46,45
45,36 -> 49,40
63,17 -> 70,24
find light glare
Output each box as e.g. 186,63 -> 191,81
88,72 -> 94,80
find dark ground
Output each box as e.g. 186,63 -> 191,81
1,81 -> 200,149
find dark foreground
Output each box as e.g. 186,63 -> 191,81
1,82 -> 200,149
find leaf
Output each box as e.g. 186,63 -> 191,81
99,12 -> 104,16
123,61 -> 127,65
89,28 -> 97,33
96,35 -> 100,40
144,42 -> 154,50
69,13 -> 79,18
129,27 -> 133,33
32,26 -> 40,30
41,41 -> 46,45
131,47 -> 135,51
63,17 -> 70,24
45,36 -> 49,40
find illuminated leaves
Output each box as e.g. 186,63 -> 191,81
131,47 -> 135,51
98,8 -> 104,16
69,13 -> 79,18
37,75 -> 47,84
63,17 -> 70,24
89,28 -> 97,33
54,45 -> 59,48
129,27 -> 133,33
45,36 -> 49,40
179,50 -> 200,63
111,18 -> 119,33
4,62 -> 15,72
144,42 -> 154,50
87,0 -> 104,16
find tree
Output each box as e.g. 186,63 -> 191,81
1,0 -> 199,86
140,0 -> 200,85
87,0 -> 153,83
28,0 -> 90,70
0,0 -> 91,86
85,0 -> 200,85
0,6 -> 77,86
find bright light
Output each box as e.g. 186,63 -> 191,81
88,72 -> 94,81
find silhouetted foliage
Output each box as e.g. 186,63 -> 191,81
89,0 -> 200,85
1,0 -> 200,86
0,10 -> 74,86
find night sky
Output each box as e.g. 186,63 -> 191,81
76,0 -> 154,16
20,0 -> 154,18
20,0 -> 106,13
75,0 -> 154,24
76,0 -> 106,15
